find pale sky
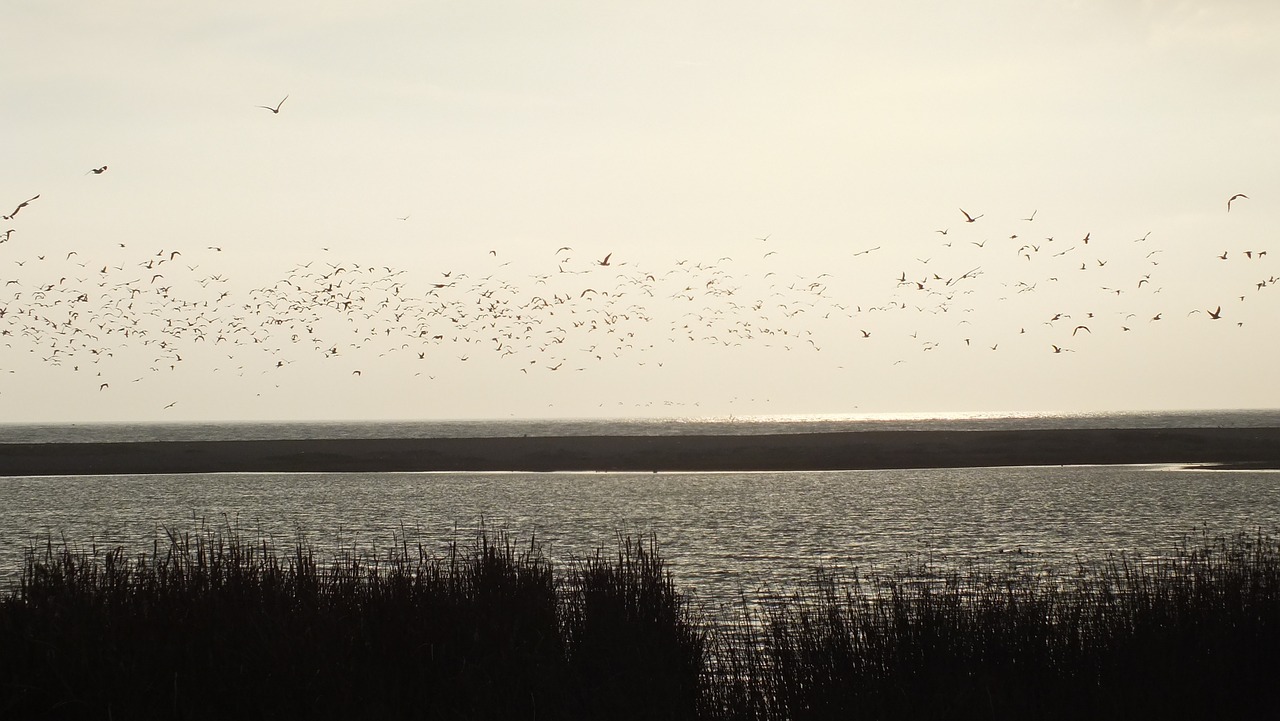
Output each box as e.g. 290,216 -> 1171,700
3,1 -> 1279,421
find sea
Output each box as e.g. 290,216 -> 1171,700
3,409 -> 1280,609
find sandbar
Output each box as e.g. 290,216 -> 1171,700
3,427 -> 1280,476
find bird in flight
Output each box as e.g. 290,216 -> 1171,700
1022,210 -> 1037,221
1207,306 -> 1223,320
258,95 -> 288,114
86,166 -> 108,175
959,208 -> 983,223
3,195 -> 38,220
1227,193 -> 1248,212
597,252 -> 612,266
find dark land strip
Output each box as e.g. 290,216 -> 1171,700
3,427 -> 1280,476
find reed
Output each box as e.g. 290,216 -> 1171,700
703,530 -> 1280,720
0,526 -> 704,720
2,528 -> 1277,720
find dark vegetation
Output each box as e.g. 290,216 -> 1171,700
1,528 -> 1277,720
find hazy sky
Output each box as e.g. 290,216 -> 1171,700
4,1 -> 1279,421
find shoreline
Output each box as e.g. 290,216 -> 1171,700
3,427 -> 1280,475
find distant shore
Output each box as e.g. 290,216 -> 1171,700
3,427 -> 1280,476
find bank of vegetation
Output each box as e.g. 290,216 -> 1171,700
2,528 -> 1277,719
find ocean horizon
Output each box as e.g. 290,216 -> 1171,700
4,407 -> 1280,444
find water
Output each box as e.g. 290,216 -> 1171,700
4,408 -> 1280,443
3,410 -> 1280,608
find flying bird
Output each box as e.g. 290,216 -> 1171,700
959,208 -> 983,223
1207,306 -> 1223,320
1227,193 -> 1248,212
3,195 -> 38,220
597,253 -> 612,266
86,166 -> 108,175
258,95 -> 288,113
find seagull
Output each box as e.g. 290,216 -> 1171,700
3,195 -> 38,220
1022,210 -> 1037,221
86,166 -> 108,175
1072,325 -> 1091,336
1207,306 -> 1223,320
596,252 -> 613,266
1227,193 -> 1248,212
257,95 -> 288,114
959,208 -> 983,223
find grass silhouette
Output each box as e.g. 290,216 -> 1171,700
2,527 -> 1278,719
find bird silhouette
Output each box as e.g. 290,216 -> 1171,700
959,208 -> 983,223
1227,193 -> 1248,212
258,95 -> 288,114
86,166 -> 108,175
3,195 -> 38,220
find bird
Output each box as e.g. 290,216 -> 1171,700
597,253 -> 613,266
257,95 -> 288,113
86,166 -> 108,175
3,195 -> 38,220
1207,306 -> 1223,320
959,208 -> 983,223
1227,193 -> 1248,212
1022,210 -> 1037,221
1072,325 -> 1091,336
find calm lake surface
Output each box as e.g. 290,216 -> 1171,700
4,463 -> 1279,608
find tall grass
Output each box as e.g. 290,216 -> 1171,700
705,531 -> 1280,720
2,529 -> 1278,720
0,527 -> 704,720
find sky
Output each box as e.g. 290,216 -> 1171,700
3,0 -> 1279,422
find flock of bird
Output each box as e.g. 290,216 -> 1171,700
2,96 -> 1273,412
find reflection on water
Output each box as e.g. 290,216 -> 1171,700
4,408 -> 1280,443
3,465 -> 1279,607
